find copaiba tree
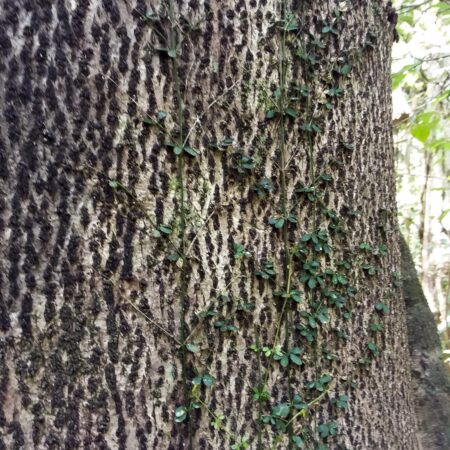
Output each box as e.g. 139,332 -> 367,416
0,0 -> 419,449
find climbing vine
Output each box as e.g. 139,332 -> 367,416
107,1 -> 398,449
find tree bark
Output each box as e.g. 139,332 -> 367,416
0,1 -> 419,449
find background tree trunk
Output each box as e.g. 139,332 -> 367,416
0,1 -> 419,449
401,236 -> 450,450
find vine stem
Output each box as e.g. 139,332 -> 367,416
261,252 -> 293,391
259,3 -> 295,448
128,301 -> 182,345
278,3 -> 294,448
193,397 -> 236,441
267,383 -> 334,450
167,1 -> 192,448
307,65 -> 320,450
286,383 -> 334,430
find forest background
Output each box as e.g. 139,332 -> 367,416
393,0 -> 450,363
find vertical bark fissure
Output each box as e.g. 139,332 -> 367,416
168,1 -> 191,446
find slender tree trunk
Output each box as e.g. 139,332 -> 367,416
419,150 -> 431,275
0,1 -> 419,449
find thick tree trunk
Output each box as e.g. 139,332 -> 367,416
0,1 -> 419,449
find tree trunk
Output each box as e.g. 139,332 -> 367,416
401,236 -> 450,450
0,1 -> 419,449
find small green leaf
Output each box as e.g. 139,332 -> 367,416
252,387 -> 270,402
211,411 -> 225,430
333,394 -> 349,409
209,138 -> 234,150
375,302 -> 390,314
237,302 -> 254,312
292,435 -> 304,448
145,10 -> 159,21
186,343 -> 200,353
290,353 -> 303,366
367,342 -> 379,355
184,146 -> 200,157
340,64 -> 351,75
317,309 -> 328,324
174,406 -> 188,423
318,421 -> 337,438
285,107 -> 298,118
159,225 -> 172,235
327,87 -> 344,97
156,111 -> 167,120
290,290 -> 303,303
341,142 -> 355,151
370,322 -> 383,332
197,308 -> 218,318
255,176 -> 272,197
202,374 -> 215,387
272,403 -> 290,419
156,47 -> 177,58
292,394 -> 307,411
214,321 -> 237,332
234,243 -> 249,259
269,217 -> 285,229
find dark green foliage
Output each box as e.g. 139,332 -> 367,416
256,261 -> 276,279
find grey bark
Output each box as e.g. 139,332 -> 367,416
0,1 -> 419,449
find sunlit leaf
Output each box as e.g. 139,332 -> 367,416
410,112 -> 440,143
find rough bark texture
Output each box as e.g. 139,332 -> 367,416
401,236 -> 450,450
0,1 -> 419,449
